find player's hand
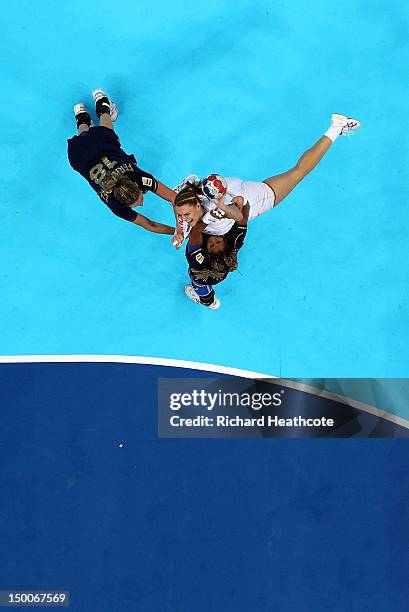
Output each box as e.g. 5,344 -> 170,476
172,232 -> 184,250
232,196 -> 245,210
213,195 -> 225,207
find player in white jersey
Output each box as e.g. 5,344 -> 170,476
179,175 -> 280,236
172,174 -> 242,238
174,113 -> 360,307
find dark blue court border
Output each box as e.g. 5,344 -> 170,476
0,363 -> 408,611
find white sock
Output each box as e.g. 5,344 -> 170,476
324,124 -> 341,143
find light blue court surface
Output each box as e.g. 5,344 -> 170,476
1,0 -> 408,376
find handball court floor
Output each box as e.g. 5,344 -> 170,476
1,1 -> 409,610
1,0 -> 408,377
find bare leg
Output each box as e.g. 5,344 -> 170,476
99,112 -> 114,131
78,123 -> 90,135
264,135 -> 333,206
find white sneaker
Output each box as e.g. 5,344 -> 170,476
184,284 -> 221,310
92,88 -> 119,121
331,113 -> 360,136
173,175 -> 201,194
73,103 -> 94,126
73,102 -> 88,116
184,174 -> 201,187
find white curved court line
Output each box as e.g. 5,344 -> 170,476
0,355 -> 408,430
0,354 -> 271,379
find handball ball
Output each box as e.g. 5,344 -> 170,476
201,174 -> 227,200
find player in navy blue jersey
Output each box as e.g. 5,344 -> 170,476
184,197 -> 249,309
67,89 -> 177,235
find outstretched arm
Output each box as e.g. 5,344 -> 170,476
134,213 -> 175,235
155,180 -> 176,204
152,180 -> 184,248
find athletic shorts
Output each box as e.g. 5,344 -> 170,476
67,126 -> 122,176
227,179 -> 276,220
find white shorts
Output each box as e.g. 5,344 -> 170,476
225,178 -> 276,220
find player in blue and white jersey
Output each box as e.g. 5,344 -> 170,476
183,200 -> 249,310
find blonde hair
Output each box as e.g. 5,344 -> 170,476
100,173 -> 141,206
113,176 -> 141,206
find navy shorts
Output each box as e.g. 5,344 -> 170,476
67,126 -> 122,176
